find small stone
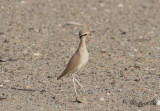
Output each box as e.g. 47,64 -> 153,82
107,92 -> 111,96
23,50 -> 28,53
76,95 -> 88,104
1,6 -> 4,9
35,29 -> 41,33
92,7 -> 97,11
4,80 -> 10,83
34,53 -> 40,56
101,48 -> 107,53
0,83 -> 3,87
156,100 -> 160,106
100,3 -> 105,7
26,86 -> 33,89
121,32 -> 126,34
118,3 -> 123,8
100,97 -> 105,101
21,0 -> 26,4
156,47 -> 160,50
133,49 -> 138,52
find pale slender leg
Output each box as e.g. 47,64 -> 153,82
72,74 -> 78,96
74,78 -> 85,93
73,73 -> 85,93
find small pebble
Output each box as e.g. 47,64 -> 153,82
107,92 -> 111,96
4,80 -> 10,83
92,7 -> 97,11
0,83 -> 3,87
1,6 -> 4,9
21,0 -> 26,4
156,47 -> 160,50
118,3 -> 123,8
100,3 -> 105,7
35,29 -> 41,33
156,100 -> 160,106
100,97 -> 105,101
23,50 -> 28,53
101,48 -> 107,53
133,49 -> 138,52
34,53 -> 40,56
76,95 -> 88,104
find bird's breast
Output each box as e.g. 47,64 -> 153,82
82,51 -> 89,64
77,50 -> 89,70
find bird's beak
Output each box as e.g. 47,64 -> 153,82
89,31 -> 95,37
91,31 -> 95,33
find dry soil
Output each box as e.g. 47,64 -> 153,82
0,0 -> 160,111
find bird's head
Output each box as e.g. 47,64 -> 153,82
79,29 -> 94,39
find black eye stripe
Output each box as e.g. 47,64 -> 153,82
79,34 -> 87,38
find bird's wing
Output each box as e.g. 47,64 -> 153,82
57,52 -> 81,80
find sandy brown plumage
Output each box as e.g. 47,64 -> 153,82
57,30 -> 91,80
57,29 -> 94,98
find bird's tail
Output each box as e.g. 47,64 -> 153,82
57,72 -> 65,80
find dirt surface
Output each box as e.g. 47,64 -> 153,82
0,0 -> 160,111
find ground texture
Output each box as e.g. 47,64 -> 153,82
0,0 -> 160,111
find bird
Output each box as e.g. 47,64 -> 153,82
57,29 -> 93,96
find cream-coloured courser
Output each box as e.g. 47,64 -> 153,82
57,29 -> 93,96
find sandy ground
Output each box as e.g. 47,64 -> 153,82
0,0 -> 160,111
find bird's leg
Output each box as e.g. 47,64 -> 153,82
72,74 -> 78,96
73,73 -> 85,93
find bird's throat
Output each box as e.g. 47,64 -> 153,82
77,37 -> 87,53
